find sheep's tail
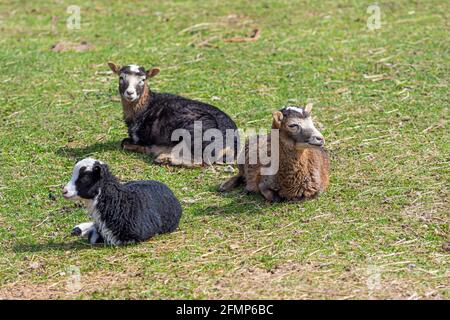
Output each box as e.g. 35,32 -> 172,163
219,174 -> 244,192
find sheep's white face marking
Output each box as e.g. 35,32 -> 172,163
120,73 -> 145,102
286,106 -> 304,116
281,106 -> 325,148
63,158 -> 102,200
119,65 -> 146,102
128,64 -> 141,73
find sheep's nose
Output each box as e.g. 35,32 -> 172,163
311,136 -> 324,146
62,187 -> 68,195
126,90 -> 134,95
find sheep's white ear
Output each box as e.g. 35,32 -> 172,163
272,111 -> 283,129
305,102 -> 313,113
108,62 -> 121,74
146,67 -> 160,78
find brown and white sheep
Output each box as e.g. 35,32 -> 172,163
219,103 -> 329,202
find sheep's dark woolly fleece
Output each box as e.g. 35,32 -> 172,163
130,91 -> 238,153
63,158 -> 182,246
108,62 -> 238,165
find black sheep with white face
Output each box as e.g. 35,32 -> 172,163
63,158 -> 182,245
108,62 -> 239,166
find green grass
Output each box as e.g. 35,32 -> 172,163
0,0 -> 448,299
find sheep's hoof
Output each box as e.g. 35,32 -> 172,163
87,229 -> 103,244
218,182 -> 231,193
270,194 -> 282,203
71,227 -> 82,236
121,138 -> 134,149
154,155 -> 172,165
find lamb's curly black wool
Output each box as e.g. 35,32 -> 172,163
64,158 -> 182,246
93,164 -> 182,245
94,165 -> 181,244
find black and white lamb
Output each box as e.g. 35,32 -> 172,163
62,158 -> 182,246
107,62 -> 238,166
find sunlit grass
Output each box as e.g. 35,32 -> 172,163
0,0 -> 448,299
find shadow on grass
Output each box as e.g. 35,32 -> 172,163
191,187 -> 284,216
56,140 -> 158,164
13,240 -> 104,253
56,140 -> 122,160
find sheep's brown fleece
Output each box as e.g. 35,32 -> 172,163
220,106 -> 329,202
274,140 -> 329,200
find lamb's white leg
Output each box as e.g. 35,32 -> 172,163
72,222 -> 103,244
71,222 -> 95,238
87,228 -> 102,244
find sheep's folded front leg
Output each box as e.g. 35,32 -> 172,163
121,138 -> 152,154
258,176 -> 281,203
71,222 -> 104,244
71,222 -> 95,237
258,183 -> 281,203
152,145 -> 199,167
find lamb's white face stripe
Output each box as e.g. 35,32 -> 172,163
120,72 -> 146,101
128,64 -> 141,73
302,117 -> 323,142
64,158 -> 101,199
305,117 -> 319,132
286,106 -> 304,115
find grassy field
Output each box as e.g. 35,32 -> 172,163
0,0 -> 448,299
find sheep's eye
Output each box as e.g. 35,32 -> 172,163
288,124 -> 300,129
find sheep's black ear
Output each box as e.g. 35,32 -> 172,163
92,164 -> 101,178
146,67 -> 160,78
108,62 -> 121,74
272,111 -> 283,129
92,163 -> 107,178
